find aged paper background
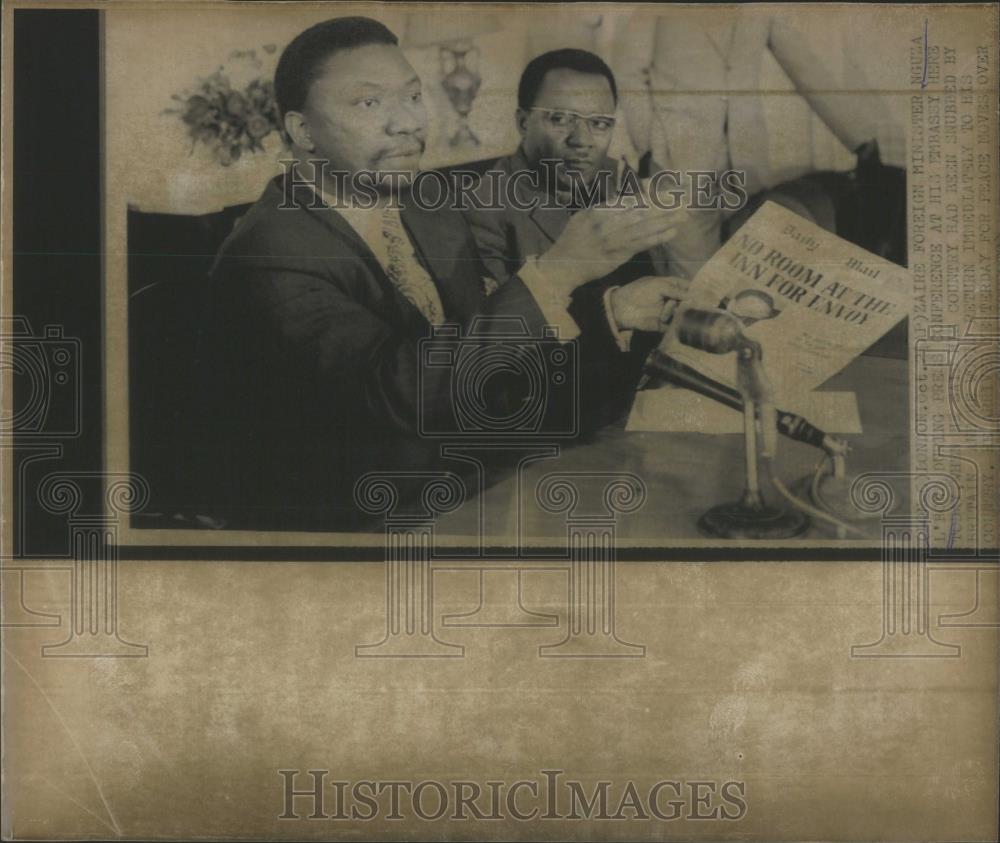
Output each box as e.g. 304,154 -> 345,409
3,2 -> 999,840
3,561 -> 999,839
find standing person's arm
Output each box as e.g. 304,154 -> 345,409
768,16 -> 882,154
612,11 -> 657,163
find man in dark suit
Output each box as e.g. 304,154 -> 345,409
196,18 -> 684,531
464,49 -> 683,428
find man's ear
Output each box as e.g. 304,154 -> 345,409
515,108 -> 529,139
283,111 -> 314,152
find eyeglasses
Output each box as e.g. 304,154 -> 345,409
528,107 -> 617,135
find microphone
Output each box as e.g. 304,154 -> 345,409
673,307 -> 747,354
644,308 -> 848,457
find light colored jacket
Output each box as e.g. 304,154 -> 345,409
615,10 -> 880,194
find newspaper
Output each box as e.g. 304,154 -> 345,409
627,200 -> 910,431
662,201 -> 910,406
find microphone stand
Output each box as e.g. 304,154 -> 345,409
642,300 -> 877,537
695,339 -> 810,540
644,349 -> 871,538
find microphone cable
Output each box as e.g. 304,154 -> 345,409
763,454 -> 868,538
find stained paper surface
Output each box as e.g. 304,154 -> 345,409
2,3 -> 998,841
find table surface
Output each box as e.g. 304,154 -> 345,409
435,355 -> 908,544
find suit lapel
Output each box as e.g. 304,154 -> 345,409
278,175 -> 447,329
704,19 -> 736,66
402,201 -> 483,323
521,150 -> 620,243
527,204 -> 569,245
278,177 -> 383,277
497,148 -> 567,246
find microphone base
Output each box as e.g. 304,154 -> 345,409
698,500 -> 810,540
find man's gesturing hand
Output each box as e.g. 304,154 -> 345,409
536,206 -> 680,294
609,276 -> 691,333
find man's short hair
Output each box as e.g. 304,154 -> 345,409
517,48 -> 618,111
275,16 -> 398,120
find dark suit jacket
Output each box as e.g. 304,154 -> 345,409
194,173 -> 627,531
464,148 -> 666,429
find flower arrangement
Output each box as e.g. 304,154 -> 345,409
166,48 -> 283,166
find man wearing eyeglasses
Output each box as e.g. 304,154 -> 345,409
464,48 -> 685,428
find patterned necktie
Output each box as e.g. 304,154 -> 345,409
379,207 -> 445,325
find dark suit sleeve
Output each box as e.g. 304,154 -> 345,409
463,200 -> 648,433
463,198 -> 520,284
463,212 -> 657,431
564,277 -> 653,430
211,244 -> 549,441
